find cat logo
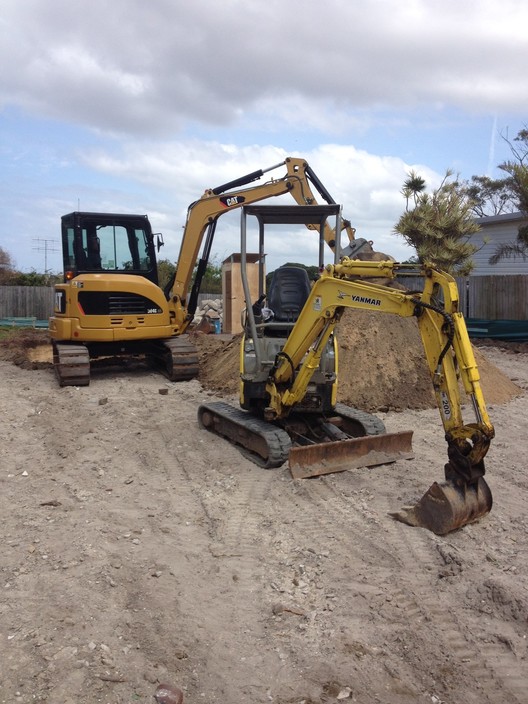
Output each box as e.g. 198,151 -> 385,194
54,290 -> 66,314
219,196 -> 246,208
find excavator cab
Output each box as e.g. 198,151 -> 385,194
239,205 -> 342,417
60,212 -> 160,285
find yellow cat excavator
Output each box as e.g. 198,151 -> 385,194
49,157 -> 377,386
198,204 -> 495,535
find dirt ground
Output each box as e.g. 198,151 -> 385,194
1,317 -> 528,704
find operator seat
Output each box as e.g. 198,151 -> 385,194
267,266 -> 311,328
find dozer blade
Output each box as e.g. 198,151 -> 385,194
390,476 -> 493,535
288,431 -> 414,479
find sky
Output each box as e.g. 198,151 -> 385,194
0,0 -> 527,276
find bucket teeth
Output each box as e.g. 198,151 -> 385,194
390,477 -> 493,535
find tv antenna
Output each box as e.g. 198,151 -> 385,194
32,238 -> 60,274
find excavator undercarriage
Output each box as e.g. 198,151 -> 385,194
198,400 -> 414,473
52,335 -> 199,387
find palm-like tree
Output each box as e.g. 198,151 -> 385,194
394,170 -> 479,275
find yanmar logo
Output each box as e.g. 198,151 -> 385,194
338,290 -> 382,306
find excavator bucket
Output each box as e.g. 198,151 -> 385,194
288,430 -> 414,479
390,476 -> 493,535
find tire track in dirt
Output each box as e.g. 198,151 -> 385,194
155,418 -> 289,702
380,515 -> 528,704
283,475 -> 402,568
255,469 -> 527,703
2,344 -> 527,704
241,471 -> 421,699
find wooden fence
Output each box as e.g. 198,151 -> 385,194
0,287 -> 221,322
468,275 -> 528,319
396,274 -> 528,320
0,286 -> 55,320
1,277 -> 527,322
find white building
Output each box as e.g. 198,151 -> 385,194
471,212 -> 528,276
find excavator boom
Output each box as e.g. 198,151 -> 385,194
170,157 -> 370,332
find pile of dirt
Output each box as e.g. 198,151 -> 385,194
1,317 -> 521,411
193,309 -> 521,411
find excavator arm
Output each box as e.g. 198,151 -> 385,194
263,259 -> 494,534
168,157 -> 371,332
412,268 -> 493,471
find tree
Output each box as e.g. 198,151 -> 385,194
0,247 -> 16,285
157,259 -> 176,292
499,127 -> 528,210
394,170 -> 479,275
197,257 -> 222,293
488,126 -> 528,264
462,174 -> 516,217
1,247 -> 63,286
11,270 -> 62,286
157,256 -> 223,295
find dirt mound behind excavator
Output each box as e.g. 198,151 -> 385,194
193,309 -> 521,410
0,316 -> 521,409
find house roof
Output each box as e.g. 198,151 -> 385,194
475,211 -> 527,226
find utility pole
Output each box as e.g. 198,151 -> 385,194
32,238 -> 60,274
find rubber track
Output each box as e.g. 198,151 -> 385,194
198,401 -> 292,468
333,402 -> 387,436
161,336 -> 200,381
52,342 -> 90,387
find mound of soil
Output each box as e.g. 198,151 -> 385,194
1,316 -> 521,410
0,328 -> 51,369
193,309 -> 521,410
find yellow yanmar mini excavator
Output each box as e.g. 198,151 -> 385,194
197,204 -> 495,535
49,157 -> 378,386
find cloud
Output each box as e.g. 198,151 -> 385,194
73,139 -> 435,269
1,0 -> 527,137
2,1 -> 522,273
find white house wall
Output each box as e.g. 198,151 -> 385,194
471,212 -> 528,276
